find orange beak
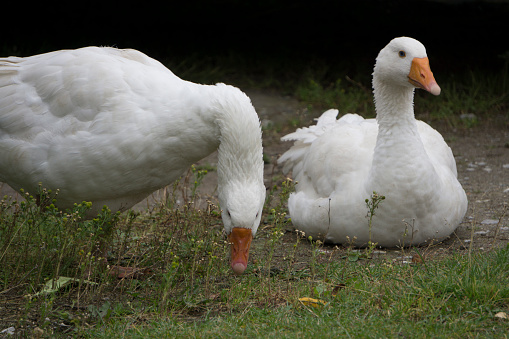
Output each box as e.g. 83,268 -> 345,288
408,57 -> 441,96
228,227 -> 253,275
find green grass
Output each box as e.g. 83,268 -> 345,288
75,247 -> 509,338
1,177 -> 508,338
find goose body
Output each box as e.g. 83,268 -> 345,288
0,47 -> 265,273
279,37 -> 467,247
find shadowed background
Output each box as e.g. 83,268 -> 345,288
3,0 -> 508,84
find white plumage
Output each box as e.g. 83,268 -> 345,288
0,47 -> 265,274
279,37 -> 467,247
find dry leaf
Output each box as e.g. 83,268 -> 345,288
109,266 -> 152,279
298,297 -> 326,307
495,312 -> 508,319
412,254 -> 424,263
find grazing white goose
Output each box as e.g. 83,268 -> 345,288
0,47 -> 265,274
279,37 -> 467,247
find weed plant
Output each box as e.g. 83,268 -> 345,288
365,191 -> 385,256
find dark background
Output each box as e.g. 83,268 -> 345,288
3,0 -> 509,83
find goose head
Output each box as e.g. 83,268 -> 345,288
213,84 -> 266,275
220,181 -> 265,275
373,37 -> 440,96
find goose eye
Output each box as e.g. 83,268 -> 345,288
398,50 -> 406,58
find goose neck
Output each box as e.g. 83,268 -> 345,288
208,85 -> 263,187
373,77 -> 417,134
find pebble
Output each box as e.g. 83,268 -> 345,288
466,162 -> 491,172
481,219 -> 499,225
0,327 -> 15,335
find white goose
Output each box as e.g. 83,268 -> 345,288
0,47 -> 265,274
279,37 -> 467,247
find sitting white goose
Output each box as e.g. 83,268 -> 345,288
0,47 -> 265,274
279,37 -> 467,247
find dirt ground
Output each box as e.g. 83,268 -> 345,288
1,89 -> 508,259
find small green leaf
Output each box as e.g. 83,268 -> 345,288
34,277 -> 98,296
